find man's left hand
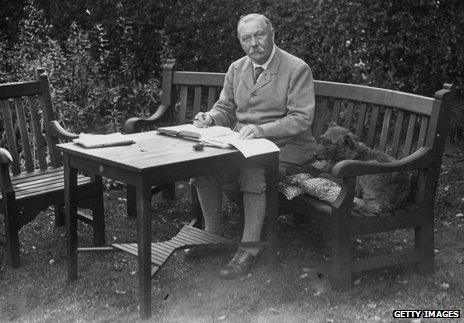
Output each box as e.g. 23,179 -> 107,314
238,124 -> 264,139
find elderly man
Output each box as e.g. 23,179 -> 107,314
191,13 -> 316,278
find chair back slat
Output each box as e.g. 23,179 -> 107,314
26,96 -> 48,170
14,98 -> 34,172
193,86 -> 202,116
378,107 -> 392,151
36,69 -> 60,167
1,100 -> 21,174
354,103 -> 367,138
207,87 -> 217,111
391,110 -> 405,158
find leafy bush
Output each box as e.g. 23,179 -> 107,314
0,1 -> 161,134
1,0 -> 463,137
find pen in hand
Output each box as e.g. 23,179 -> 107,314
193,113 -> 211,128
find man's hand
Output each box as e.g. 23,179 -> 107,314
238,124 -> 264,139
193,112 -> 213,128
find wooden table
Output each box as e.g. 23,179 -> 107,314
57,130 -> 279,319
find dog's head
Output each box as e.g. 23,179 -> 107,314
314,122 -> 361,162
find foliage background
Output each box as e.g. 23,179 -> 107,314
0,0 -> 463,136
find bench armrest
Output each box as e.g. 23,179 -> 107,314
331,147 -> 433,178
0,148 -> 14,193
49,120 -> 79,140
124,104 -> 169,134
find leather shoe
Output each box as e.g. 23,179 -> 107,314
219,249 -> 255,278
183,247 -> 222,259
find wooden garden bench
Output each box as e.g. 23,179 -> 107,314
0,68 -> 105,267
124,58 -> 454,289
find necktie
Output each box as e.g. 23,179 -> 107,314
254,66 -> 264,84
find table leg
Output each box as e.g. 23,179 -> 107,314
265,153 -> 279,269
64,154 -> 78,281
136,181 -> 152,319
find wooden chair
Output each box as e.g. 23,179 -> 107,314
0,68 -> 105,268
124,59 -> 454,289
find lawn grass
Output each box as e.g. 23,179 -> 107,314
1,145 -> 464,322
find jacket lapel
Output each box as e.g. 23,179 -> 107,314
251,47 -> 283,93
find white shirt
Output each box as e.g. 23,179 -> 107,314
251,45 -> 276,82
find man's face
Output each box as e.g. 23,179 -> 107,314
238,18 -> 274,65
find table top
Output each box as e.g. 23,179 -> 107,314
57,131 -> 246,173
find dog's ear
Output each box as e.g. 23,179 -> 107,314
343,133 -> 358,148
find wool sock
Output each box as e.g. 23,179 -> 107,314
241,191 -> 266,257
196,186 -> 224,236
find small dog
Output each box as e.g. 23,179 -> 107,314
312,122 -> 411,214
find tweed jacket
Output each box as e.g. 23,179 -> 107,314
207,46 -> 317,165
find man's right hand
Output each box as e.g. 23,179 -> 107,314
193,112 -> 213,128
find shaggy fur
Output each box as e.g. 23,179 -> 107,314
313,122 -> 411,214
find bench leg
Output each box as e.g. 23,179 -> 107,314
415,220 -> 434,274
54,203 -> 65,227
4,196 -> 20,268
92,175 -> 105,246
330,213 -> 352,290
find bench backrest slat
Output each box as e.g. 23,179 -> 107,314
193,86 -> 202,116
354,103 -> 367,138
162,64 -> 440,159
403,114 -> 417,157
378,107 -> 392,151
366,105 -> 380,148
0,68 -> 61,175
391,110 -> 405,158
178,86 -> 188,124
343,101 -> 355,129
207,87 -> 217,110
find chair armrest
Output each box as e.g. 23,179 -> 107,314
49,120 -> 79,140
0,148 -> 13,165
332,147 -> 434,178
124,104 -> 169,134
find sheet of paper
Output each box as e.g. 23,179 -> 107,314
206,133 -> 280,158
227,136 -> 280,158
